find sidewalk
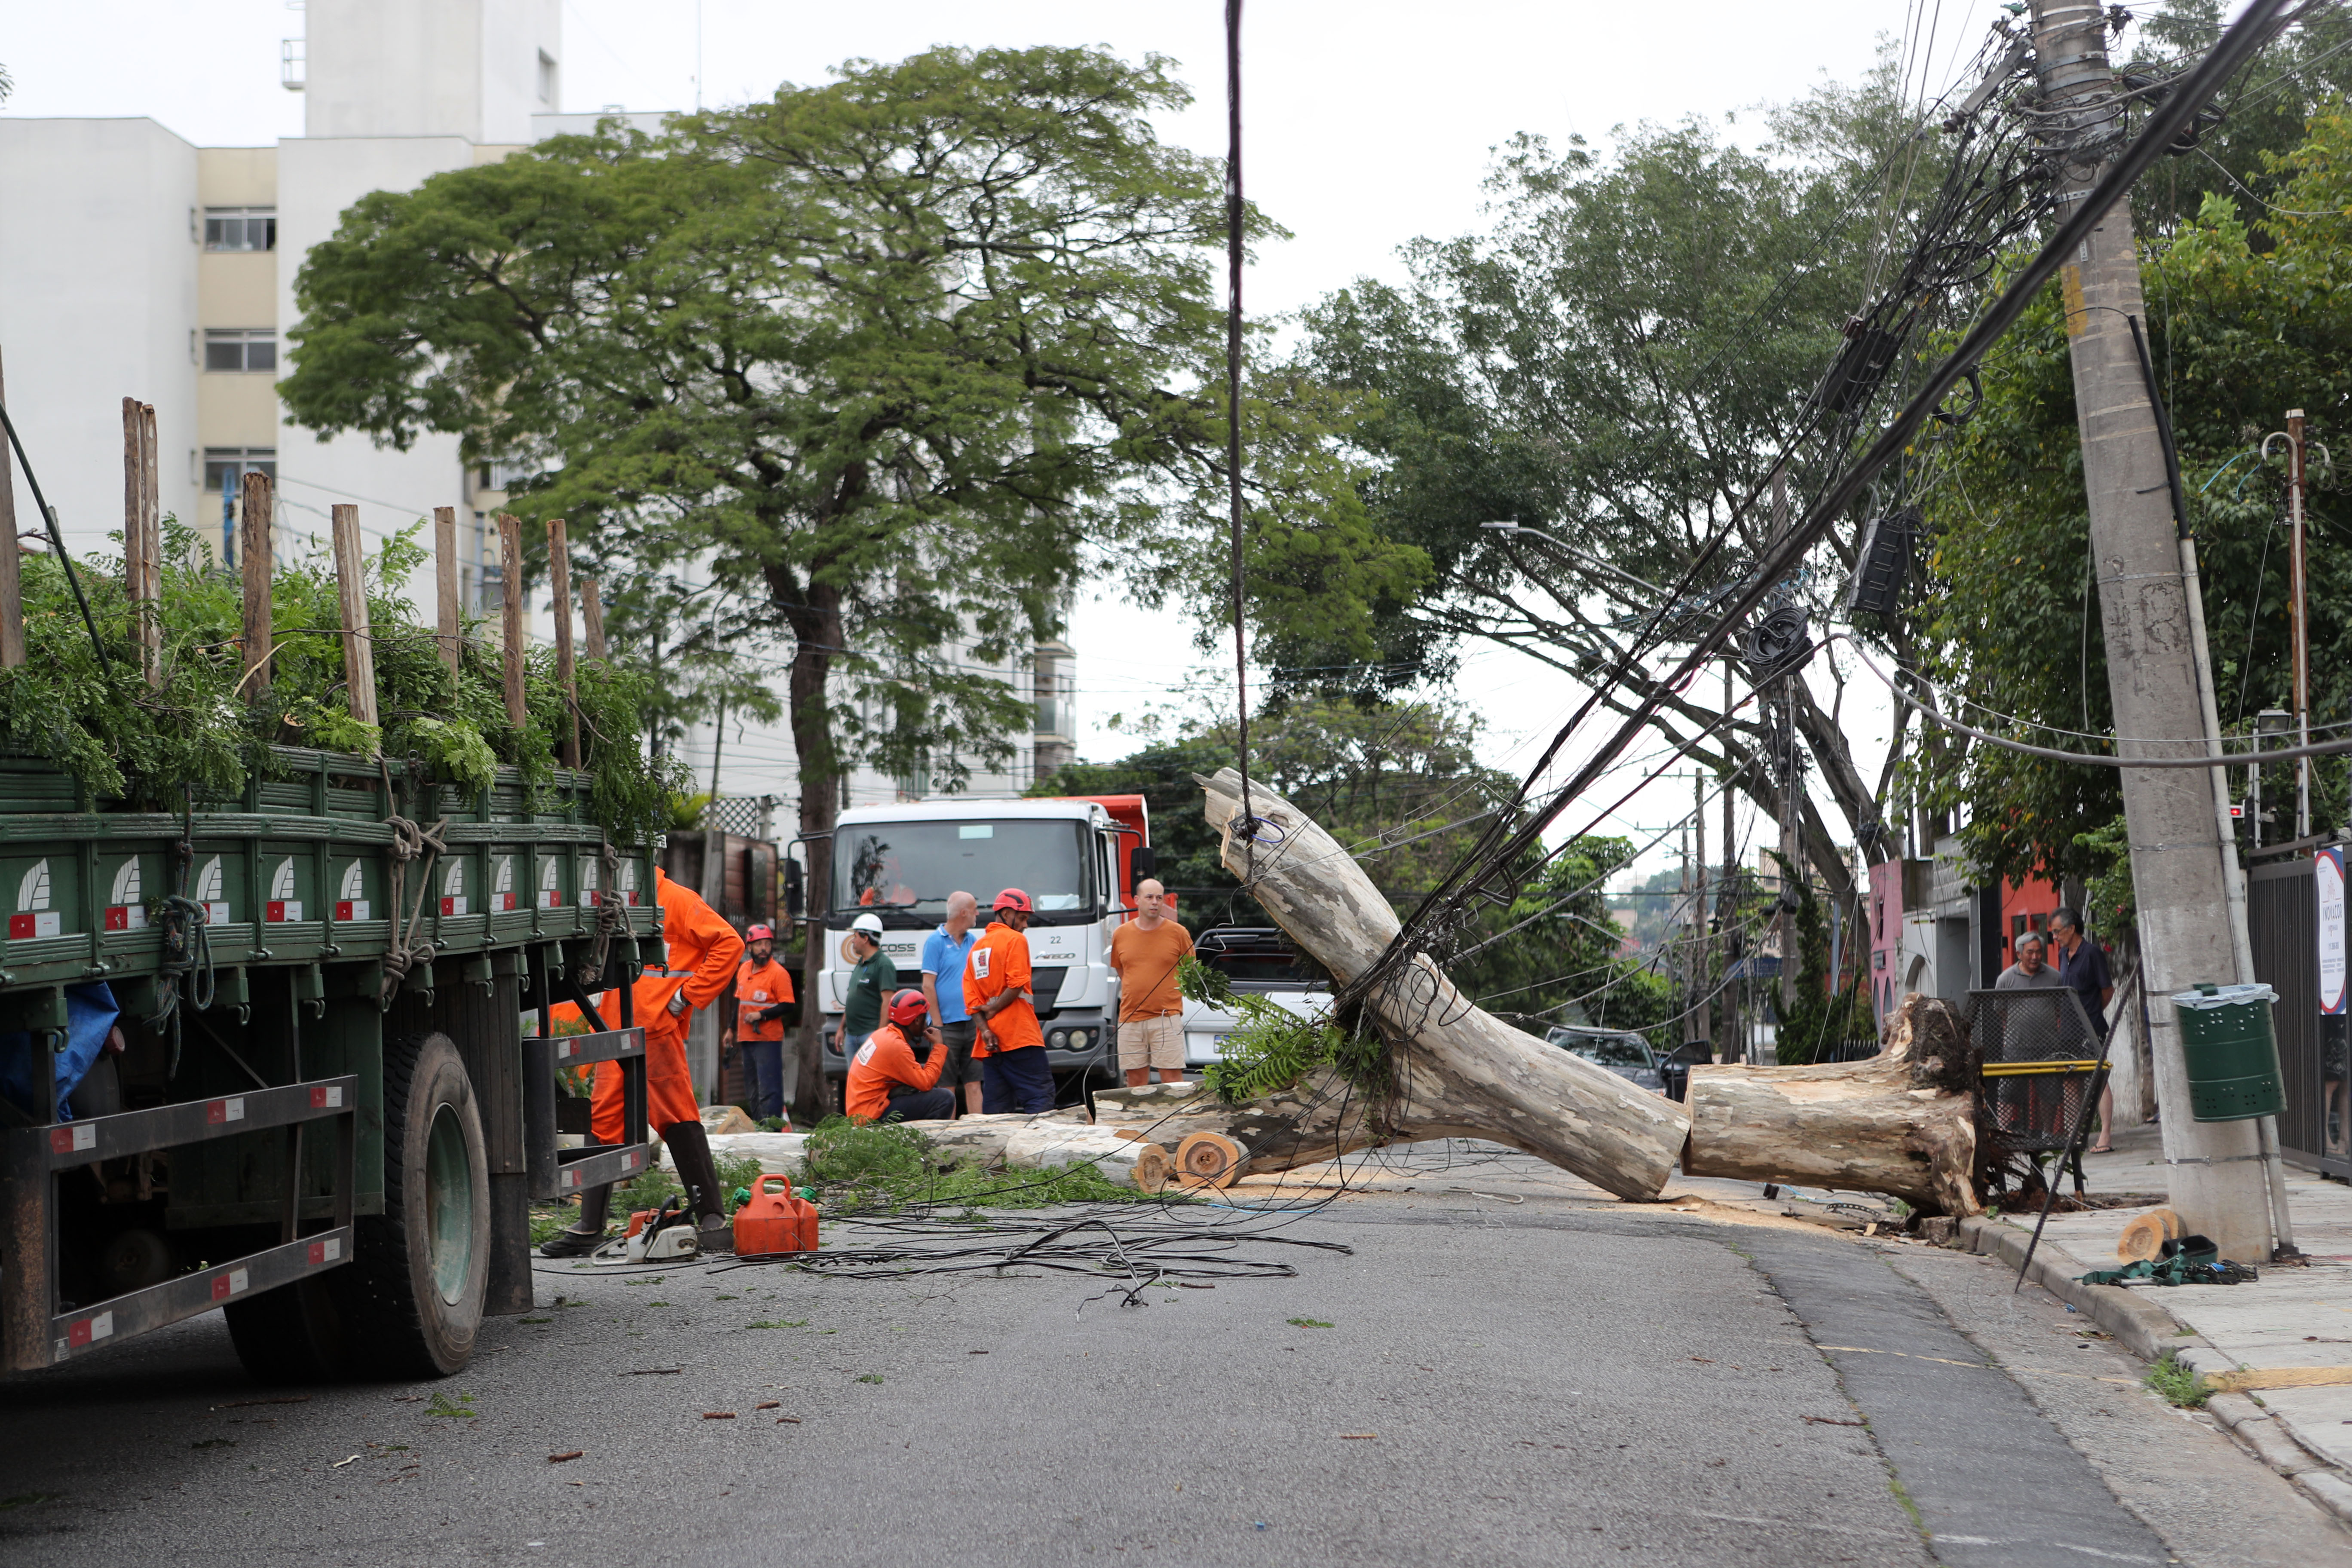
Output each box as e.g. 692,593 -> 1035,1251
1968,1121 -> 2352,1522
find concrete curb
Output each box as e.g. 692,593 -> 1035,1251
1953,1216 -> 2352,1528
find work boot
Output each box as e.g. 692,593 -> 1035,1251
662,1120 -> 729,1227
539,1161 -> 615,1257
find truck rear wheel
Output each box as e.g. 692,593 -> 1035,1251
329,1030 -> 490,1378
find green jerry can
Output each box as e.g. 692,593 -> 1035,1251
2168,983 -> 2287,1122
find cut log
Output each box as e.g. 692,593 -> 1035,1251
1002,1124 -> 1169,1192
1682,993 -> 1979,1216
1173,1132 -> 1246,1189
896,1111 -> 1084,1167
2116,1212 -> 2168,1263
1198,769 -> 1690,1201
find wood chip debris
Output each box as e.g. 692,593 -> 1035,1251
329,1454 -> 361,1469
629,1368 -> 684,1376
702,1412 -> 735,1420
754,1402 -> 780,1411
1802,1415 -> 1866,1427
211,1396 -> 311,1410
1338,1433 -> 1377,1440
776,1416 -> 803,1424
548,1452 -> 584,1464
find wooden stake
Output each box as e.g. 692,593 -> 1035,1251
497,512 -> 526,728
545,518 -> 580,768
579,573 -> 607,660
239,471 -> 273,697
123,397 -> 162,686
329,503 -> 378,729
433,505 -> 462,678
0,350 -> 24,668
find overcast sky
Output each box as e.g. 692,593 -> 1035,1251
2,1 -> 2020,874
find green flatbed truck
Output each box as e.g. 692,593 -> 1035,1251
0,747 -> 664,1381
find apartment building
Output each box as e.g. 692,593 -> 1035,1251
0,0 -> 1070,808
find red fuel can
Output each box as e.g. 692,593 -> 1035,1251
733,1174 -> 819,1256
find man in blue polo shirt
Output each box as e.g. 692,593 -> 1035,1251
921,890 -> 984,1117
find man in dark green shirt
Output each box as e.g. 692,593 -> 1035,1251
841,911 -> 897,1053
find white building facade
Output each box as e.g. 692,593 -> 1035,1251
0,0 -> 1069,815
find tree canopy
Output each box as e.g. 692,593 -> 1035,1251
281,44 -> 1419,873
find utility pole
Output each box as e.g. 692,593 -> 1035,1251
1719,662 -> 1739,1063
1694,772 -> 1710,1050
2030,0 -> 2273,1261
2264,410 -> 2313,839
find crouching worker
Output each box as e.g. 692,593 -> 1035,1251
845,989 -> 956,1124
540,867 -> 745,1257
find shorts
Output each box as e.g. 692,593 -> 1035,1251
937,1019 -> 981,1085
1118,1012 -> 1184,1072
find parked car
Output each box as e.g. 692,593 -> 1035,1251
1543,1025 -> 1669,1095
1180,927 -> 1332,1068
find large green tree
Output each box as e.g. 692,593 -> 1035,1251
1287,64 -> 1934,916
280,45 -> 1418,1112
1916,109 -> 2352,913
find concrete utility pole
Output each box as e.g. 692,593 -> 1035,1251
2030,0 -> 2272,1261
1694,772 -> 1710,1048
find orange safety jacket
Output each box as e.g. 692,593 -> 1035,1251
845,1023 -> 946,1122
555,868 -> 744,1039
732,957 -> 795,1041
963,921 -> 1043,1056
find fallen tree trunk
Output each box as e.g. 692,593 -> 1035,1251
1193,769 -> 1982,1213
1682,993 -> 1979,1216
1198,769 -> 1688,1201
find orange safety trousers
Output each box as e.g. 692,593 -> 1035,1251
591,1006 -> 699,1143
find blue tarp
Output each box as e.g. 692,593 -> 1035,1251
0,982 -> 121,1123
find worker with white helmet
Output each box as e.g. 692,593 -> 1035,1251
839,910 -> 897,1065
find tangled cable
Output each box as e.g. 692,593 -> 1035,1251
377,765 -> 449,1003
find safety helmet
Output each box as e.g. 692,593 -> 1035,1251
850,912 -> 885,937
887,988 -> 929,1027
992,888 -> 1032,913
745,923 -> 774,942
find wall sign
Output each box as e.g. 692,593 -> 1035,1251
2317,846 -> 2346,1016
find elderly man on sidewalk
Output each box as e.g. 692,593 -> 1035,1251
1109,878 -> 1193,1087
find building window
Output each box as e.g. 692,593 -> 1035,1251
537,50 -> 558,105
205,329 -> 277,373
204,208 -> 276,251
203,447 -> 276,492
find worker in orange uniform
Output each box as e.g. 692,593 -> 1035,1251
540,867 -> 745,1257
966,888 -> 1053,1114
845,989 -> 955,1123
722,923 -> 795,1124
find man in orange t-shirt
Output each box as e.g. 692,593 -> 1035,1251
722,923 -> 795,1123
845,989 -> 954,1122
540,868 -> 744,1256
965,888 -> 1052,1113
1109,878 -> 1193,1087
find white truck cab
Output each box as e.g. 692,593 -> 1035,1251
811,794 -> 1149,1098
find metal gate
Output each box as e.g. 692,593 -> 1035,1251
2245,855 -> 2350,1179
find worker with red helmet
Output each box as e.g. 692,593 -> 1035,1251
723,922 -> 796,1123
845,989 -> 955,1122
965,888 -> 1053,1113
541,868 -> 744,1256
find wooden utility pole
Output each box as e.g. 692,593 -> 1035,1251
239,471 -> 273,696
1718,662 -> 1737,1061
432,505 -> 462,678
580,573 -> 607,660
496,513 -> 527,728
328,504 -> 378,728
0,352 -> 24,668
122,397 -> 162,687
546,518 -> 580,768
2030,0 -> 2272,1261
2285,410 -> 2312,839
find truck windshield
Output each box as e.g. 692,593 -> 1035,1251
833,820 -> 1091,920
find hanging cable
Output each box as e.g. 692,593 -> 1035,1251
1224,0 -> 1257,858
0,395 -> 109,671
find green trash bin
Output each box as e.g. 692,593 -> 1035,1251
2169,982 -> 2287,1122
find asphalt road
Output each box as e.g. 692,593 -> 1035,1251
2,1170 -> 2345,1567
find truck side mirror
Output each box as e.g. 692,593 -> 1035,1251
784,858 -> 804,919
1130,845 -> 1158,880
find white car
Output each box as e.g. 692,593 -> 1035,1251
1179,927 -> 1333,1068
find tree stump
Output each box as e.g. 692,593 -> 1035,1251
1682,993 -> 1980,1216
